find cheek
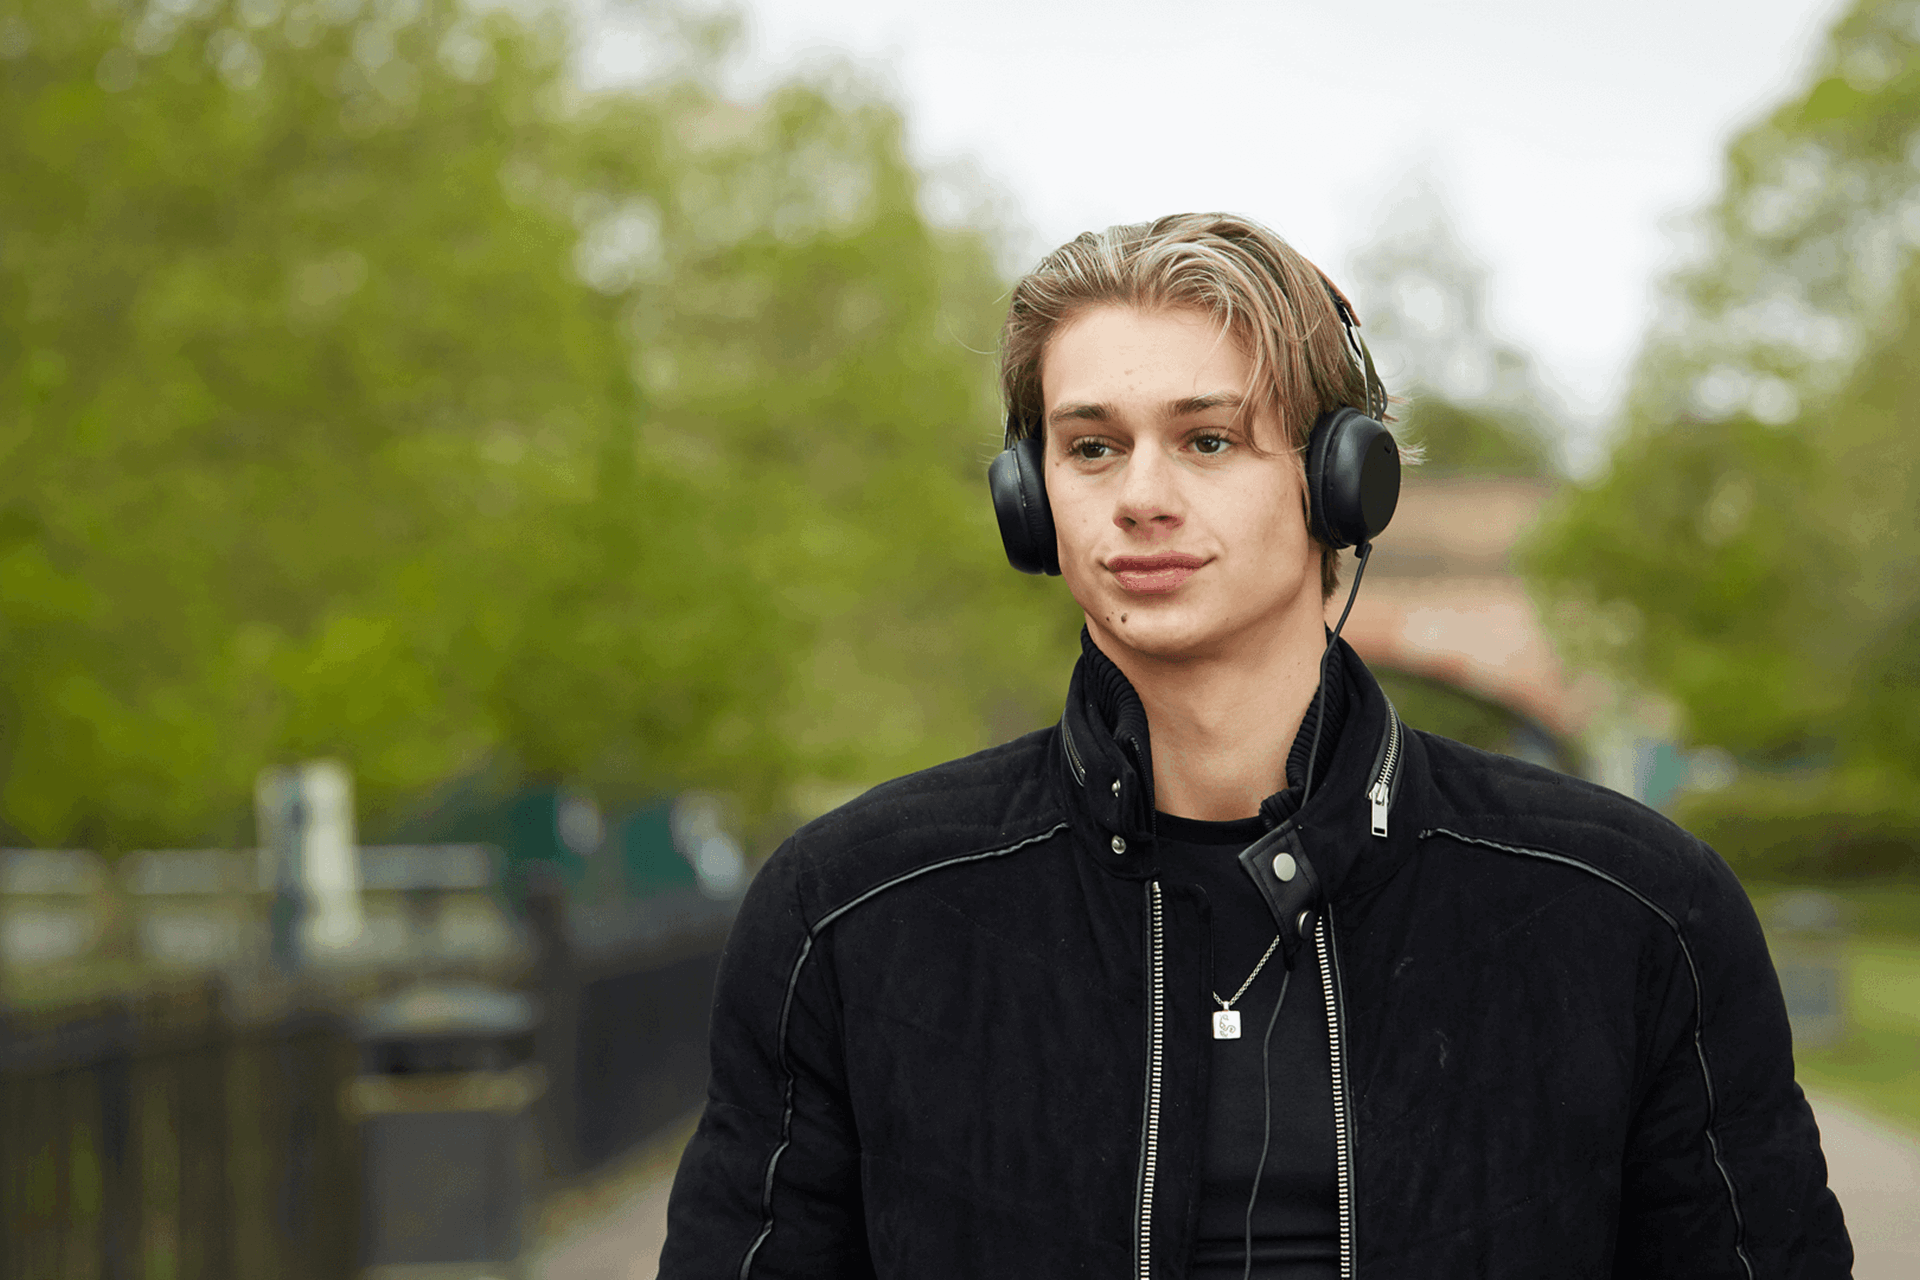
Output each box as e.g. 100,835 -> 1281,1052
1251,481 -> 1308,548
1045,477 -> 1102,596
1049,466 -> 1121,543
1241,486 -> 1317,587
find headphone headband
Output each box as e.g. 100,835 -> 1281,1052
1317,274 -> 1388,423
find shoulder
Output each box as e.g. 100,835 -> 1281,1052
763,726 -> 1071,921
1410,728 -> 1735,918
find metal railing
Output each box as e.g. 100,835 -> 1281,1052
0,976 -> 362,1280
0,847 -> 740,1278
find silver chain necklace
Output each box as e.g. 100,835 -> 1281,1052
1211,933 -> 1281,1039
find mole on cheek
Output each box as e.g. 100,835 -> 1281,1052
1120,613 -> 1129,624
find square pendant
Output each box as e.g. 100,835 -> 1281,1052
1212,1010 -> 1242,1040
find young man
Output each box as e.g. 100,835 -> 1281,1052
660,214 -> 1851,1278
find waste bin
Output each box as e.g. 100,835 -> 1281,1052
1767,890 -> 1849,1050
345,980 -> 545,1280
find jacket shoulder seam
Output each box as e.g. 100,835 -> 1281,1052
1419,826 -> 1755,1280
735,820 -> 1071,1279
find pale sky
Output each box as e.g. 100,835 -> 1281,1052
584,0 -> 1852,440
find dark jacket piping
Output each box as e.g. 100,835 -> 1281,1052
1420,827 -> 1756,1280
736,821 -> 1073,1280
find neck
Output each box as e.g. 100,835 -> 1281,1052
1090,602 -> 1329,823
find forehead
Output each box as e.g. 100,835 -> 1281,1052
1041,305 -> 1286,444
1042,305 -> 1248,400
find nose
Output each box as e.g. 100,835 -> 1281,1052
1112,445 -> 1183,535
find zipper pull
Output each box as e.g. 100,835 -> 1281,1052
1368,780 -> 1390,838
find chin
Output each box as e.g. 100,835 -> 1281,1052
1089,599 -> 1228,663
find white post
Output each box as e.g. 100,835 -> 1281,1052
256,759 -> 365,968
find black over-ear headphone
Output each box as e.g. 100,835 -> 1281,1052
987,282 -> 1400,575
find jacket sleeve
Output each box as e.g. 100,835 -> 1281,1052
1612,841 -> 1853,1278
658,836 -> 876,1279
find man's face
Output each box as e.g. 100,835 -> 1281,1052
1041,304 -> 1321,664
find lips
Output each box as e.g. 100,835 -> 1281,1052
1106,553 -> 1207,595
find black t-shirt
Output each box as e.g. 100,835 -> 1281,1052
1155,810 -> 1338,1280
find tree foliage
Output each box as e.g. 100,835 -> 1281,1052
0,0 -> 1077,851
1523,0 -> 1920,819
1344,171 -> 1562,479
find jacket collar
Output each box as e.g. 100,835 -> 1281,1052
1058,626 -> 1409,903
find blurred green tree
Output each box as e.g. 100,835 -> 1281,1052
1345,169 -> 1562,479
1521,0 -> 1920,873
1339,171 -> 1571,760
0,0 -> 1074,851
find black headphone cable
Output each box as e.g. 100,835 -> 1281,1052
1244,538 -> 1369,1273
1300,541 -> 1373,807
1242,958 -> 1296,1280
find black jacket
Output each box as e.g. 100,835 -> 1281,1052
660,639 -> 1851,1278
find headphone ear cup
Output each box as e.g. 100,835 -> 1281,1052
1305,408 -> 1401,550
1305,411 -> 1343,548
988,435 -> 1061,575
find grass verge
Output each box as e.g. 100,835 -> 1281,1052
1790,938 -> 1920,1136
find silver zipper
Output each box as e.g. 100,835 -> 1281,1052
1136,879 -> 1166,1279
1317,909 -> 1355,1280
1368,707 -> 1402,838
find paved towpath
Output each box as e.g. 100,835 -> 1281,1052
1812,1092 -> 1920,1278
529,1119 -> 689,1280
529,1092 -> 1920,1278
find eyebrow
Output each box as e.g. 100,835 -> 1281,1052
1170,392 -> 1244,416
1046,391 -> 1244,428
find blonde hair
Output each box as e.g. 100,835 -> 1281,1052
999,213 -> 1384,599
